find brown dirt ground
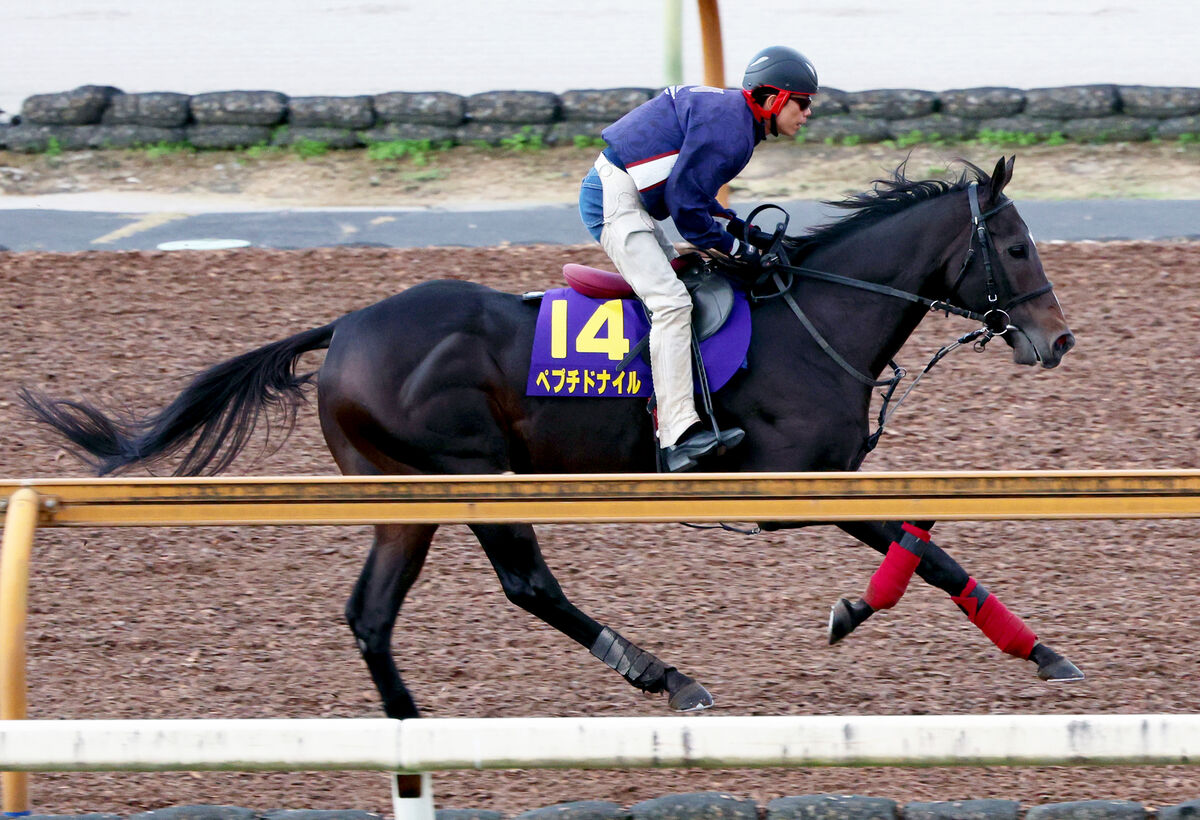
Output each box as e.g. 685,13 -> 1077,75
1,238 -> 1199,815
3,140 -> 1200,208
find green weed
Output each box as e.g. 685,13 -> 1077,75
500,126 -> 545,152
44,136 -> 62,157
974,128 -> 1044,147
142,141 -> 195,159
572,134 -> 607,149
245,144 -> 283,158
366,139 -> 450,166
893,130 -> 927,149
291,139 -> 330,159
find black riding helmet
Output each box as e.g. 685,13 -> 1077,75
741,46 -> 819,131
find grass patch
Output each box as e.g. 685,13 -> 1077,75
881,130 -> 948,150
572,135 -> 607,149
500,126 -> 545,152
824,134 -> 862,147
244,144 -> 284,158
365,139 -> 450,166
805,128 -> 1083,150
291,138 -> 330,159
971,128 -> 1068,147
141,141 -> 196,159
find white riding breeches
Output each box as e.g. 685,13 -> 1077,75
594,153 -> 700,447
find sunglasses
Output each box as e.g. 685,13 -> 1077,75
763,86 -> 812,112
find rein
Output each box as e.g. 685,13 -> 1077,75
752,181 -> 1055,452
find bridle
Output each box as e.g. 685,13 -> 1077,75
946,182 -> 1055,336
747,181 -> 1057,451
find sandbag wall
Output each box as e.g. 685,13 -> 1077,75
2,84 -> 1199,152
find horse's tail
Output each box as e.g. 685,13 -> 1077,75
18,321 -> 338,476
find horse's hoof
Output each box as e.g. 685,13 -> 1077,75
1030,643 -> 1085,682
828,597 -> 873,645
668,679 -> 714,711
1037,656 -> 1085,682
662,667 -> 714,711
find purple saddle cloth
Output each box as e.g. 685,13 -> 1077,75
526,287 -> 751,398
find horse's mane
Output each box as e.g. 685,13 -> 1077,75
784,159 -> 991,259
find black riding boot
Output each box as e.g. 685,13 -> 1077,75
662,422 -> 744,472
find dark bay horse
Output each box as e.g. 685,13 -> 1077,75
21,156 -> 1081,718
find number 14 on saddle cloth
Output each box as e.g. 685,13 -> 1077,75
525,287 -> 751,398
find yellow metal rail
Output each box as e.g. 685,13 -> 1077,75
1,489 -> 36,813
4,469 -> 1200,814
2,470 -> 1200,527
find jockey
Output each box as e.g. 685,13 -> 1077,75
578,45 -> 819,472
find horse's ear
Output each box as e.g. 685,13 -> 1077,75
988,155 -> 1015,203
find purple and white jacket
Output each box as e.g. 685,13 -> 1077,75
601,85 -> 765,254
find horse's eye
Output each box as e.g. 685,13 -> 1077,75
1008,244 -> 1028,259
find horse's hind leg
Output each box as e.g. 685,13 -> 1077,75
345,522 -> 437,719
469,523 -> 713,711
834,521 -> 1083,682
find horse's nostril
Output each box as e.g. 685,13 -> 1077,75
1055,332 -> 1076,354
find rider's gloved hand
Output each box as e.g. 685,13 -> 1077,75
746,224 -> 775,250
729,241 -> 763,278
726,217 -> 775,250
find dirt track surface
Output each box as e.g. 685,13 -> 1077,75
1,241 -> 1199,814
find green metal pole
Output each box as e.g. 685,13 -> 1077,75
664,0 -> 683,85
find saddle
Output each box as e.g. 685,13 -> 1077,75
524,260 -> 751,400
561,262 -> 736,342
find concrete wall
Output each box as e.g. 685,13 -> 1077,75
3,85 -> 1200,152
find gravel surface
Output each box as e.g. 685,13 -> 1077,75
1,241 -> 1199,815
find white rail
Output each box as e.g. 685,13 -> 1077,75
3,714 -> 1200,772
7,471 -> 1200,816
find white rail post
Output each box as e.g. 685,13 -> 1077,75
391,772 -> 434,820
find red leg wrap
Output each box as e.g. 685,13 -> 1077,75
952,577 -> 1037,659
864,542 -> 922,610
901,522 -> 930,541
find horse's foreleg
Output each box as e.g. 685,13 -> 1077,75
345,523 -> 438,719
836,521 -> 1083,682
469,523 -> 713,711
828,520 -> 933,643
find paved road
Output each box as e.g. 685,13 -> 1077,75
1,199 -> 1198,253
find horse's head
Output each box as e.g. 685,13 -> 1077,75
946,157 -> 1075,368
